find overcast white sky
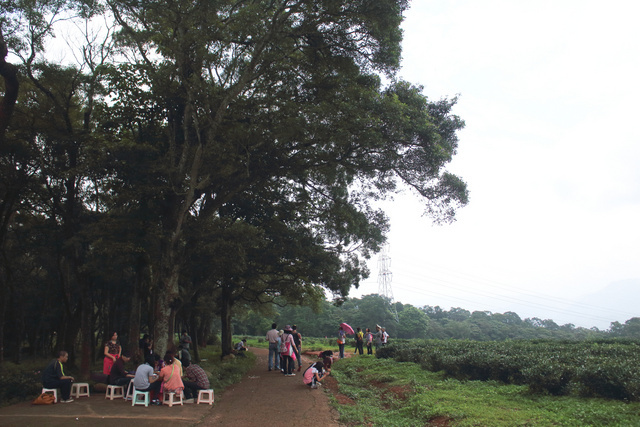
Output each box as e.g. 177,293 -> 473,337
351,0 -> 640,329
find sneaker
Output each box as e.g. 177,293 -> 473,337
61,398 -> 74,403
298,366 -> 301,372
311,384 -> 318,389
184,398 -> 195,404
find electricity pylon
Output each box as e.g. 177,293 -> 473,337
378,244 -> 399,322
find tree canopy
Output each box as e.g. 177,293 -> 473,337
0,0 -> 468,367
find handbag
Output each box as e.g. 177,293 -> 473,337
32,392 -> 55,405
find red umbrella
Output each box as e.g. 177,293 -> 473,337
340,322 -> 354,335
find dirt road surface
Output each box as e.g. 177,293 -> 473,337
0,347 -> 340,427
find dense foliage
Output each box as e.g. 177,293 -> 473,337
0,0 -> 468,370
377,339 -> 640,401
232,294 -> 640,341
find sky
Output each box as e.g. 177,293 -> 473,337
350,0 -> 640,329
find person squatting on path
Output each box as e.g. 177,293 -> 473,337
103,331 -> 121,374
303,361 -> 329,389
42,350 -> 75,403
319,350 -> 333,374
280,325 -> 297,376
266,323 -> 280,371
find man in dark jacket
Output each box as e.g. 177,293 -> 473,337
42,350 -> 75,403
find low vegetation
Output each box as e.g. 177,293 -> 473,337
329,355 -> 640,426
376,339 -> 640,401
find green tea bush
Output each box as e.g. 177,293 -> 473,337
377,339 -> 640,401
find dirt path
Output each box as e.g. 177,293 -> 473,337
0,347 -> 340,427
197,347 -> 340,426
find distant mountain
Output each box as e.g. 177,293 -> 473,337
565,279 -> 640,330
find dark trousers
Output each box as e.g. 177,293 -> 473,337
183,380 -> 203,399
136,381 -> 161,400
43,379 -> 72,400
356,341 -> 363,355
282,355 -> 294,375
366,343 -> 373,355
111,377 -> 132,387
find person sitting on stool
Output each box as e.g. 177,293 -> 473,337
42,350 -> 75,403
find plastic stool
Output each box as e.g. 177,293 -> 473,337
41,388 -> 59,403
131,387 -> 150,407
105,384 -> 125,400
197,389 -> 214,405
125,381 -> 134,400
71,382 -> 90,398
162,390 -> 183,407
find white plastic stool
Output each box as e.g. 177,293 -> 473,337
41,388 -> 59,403
105,384 -> 125,400
131,387 -> 150,407
162,390 -> 183,407
71,382 -> 90,398
197,389 -> 214,405
125,381 -> 134,400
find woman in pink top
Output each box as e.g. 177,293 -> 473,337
158,352 -> 184,396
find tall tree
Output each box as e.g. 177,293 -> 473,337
105,0 -> 468,354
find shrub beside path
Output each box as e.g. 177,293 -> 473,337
0,347 -> 340,427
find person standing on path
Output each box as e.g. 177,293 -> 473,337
337,326 -> 346,359
355,327 -> 364,355
266,322 -> 280,371
365,328 -> 373,355
180,330 -> 192,350
292,324 -> 302,371
374,325 -> 383,353
103,332 -> 121,374
280,325 -> 297,376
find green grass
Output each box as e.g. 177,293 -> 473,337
329,356 -> 640,426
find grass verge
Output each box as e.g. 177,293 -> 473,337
328,355 -> 640,426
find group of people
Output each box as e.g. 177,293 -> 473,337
265,323 -> 303,376
43,329 -> 209,404
338,324 -> 389,358
265,322 -> 331,389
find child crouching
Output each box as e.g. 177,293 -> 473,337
303,362 -> 328,389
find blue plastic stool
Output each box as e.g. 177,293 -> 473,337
131,387 -> 150,407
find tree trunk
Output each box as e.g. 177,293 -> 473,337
0,29 -> 19,140
79,284 -> 92,379
153,266 -> 180,356
220,285 -> 234,357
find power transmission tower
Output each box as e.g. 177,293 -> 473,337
378,244 -> 399,322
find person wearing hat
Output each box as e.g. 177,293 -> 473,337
374,325 -> 383,353
280,325 -> 297,376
